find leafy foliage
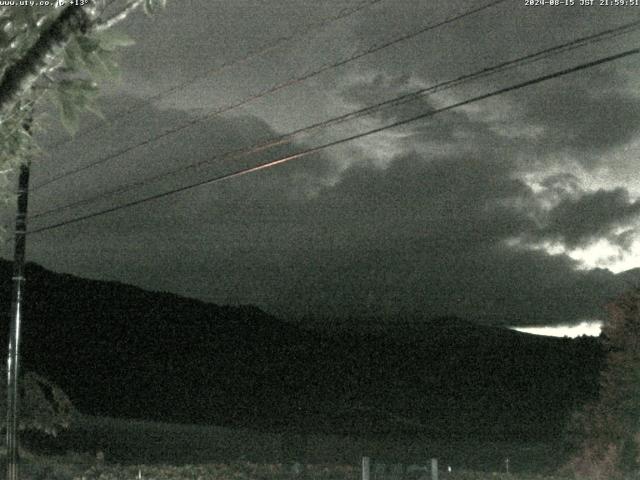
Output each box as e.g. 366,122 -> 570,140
565,288 -> 640,479
0,1 -> 167,200
0,6 -> 55,78
52,78 -> 100,133
0,369 -> 74,436
144,0 -> 167,15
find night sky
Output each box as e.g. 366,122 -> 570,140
4,0 -> 640,331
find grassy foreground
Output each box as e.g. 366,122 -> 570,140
10,453 -> 575,480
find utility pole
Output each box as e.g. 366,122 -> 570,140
6,157 -> 31,480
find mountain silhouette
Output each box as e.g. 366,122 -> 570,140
0,260 -> 604,440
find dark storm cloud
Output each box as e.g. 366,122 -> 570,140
534,188 -> 640,249
272,239 -> 628,326
24,96 -> 345,274
250,152 -> 634,325
539,173 -> 582,197
308,153 -> 532,246
30,92 -> 339,225
180,149 -> 634,326
340,73 -> 415,108
12,2 -> 640,332
522,83 -> 640,162
24,75 -> 640,329
347,0 -> 640,172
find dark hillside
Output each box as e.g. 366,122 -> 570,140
0,260 -> 604,440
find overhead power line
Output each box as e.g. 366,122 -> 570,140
28,47 -> 640,236
29,18 -> 640,221
47,0 -> 388,151
33,0 -> 508,192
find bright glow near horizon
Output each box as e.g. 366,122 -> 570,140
515,173 -> 640,273
511,321 -> 602,338
507,236 -> 640,274
567,237 -> 640,273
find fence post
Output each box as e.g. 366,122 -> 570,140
430,458 -> 438,480
362,456 -> 371,480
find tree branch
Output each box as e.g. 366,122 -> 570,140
95,0 -> 144,32
0,4 -> 99,122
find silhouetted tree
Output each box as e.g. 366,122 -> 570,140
566,288 -> 640,479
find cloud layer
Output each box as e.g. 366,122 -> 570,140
10,0 -> 640,329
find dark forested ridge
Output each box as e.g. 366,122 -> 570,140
0,260 -> 604,440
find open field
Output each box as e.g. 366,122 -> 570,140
12,455 -> 577,480
13,415 -> 579,480
29,415 -> 568,474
